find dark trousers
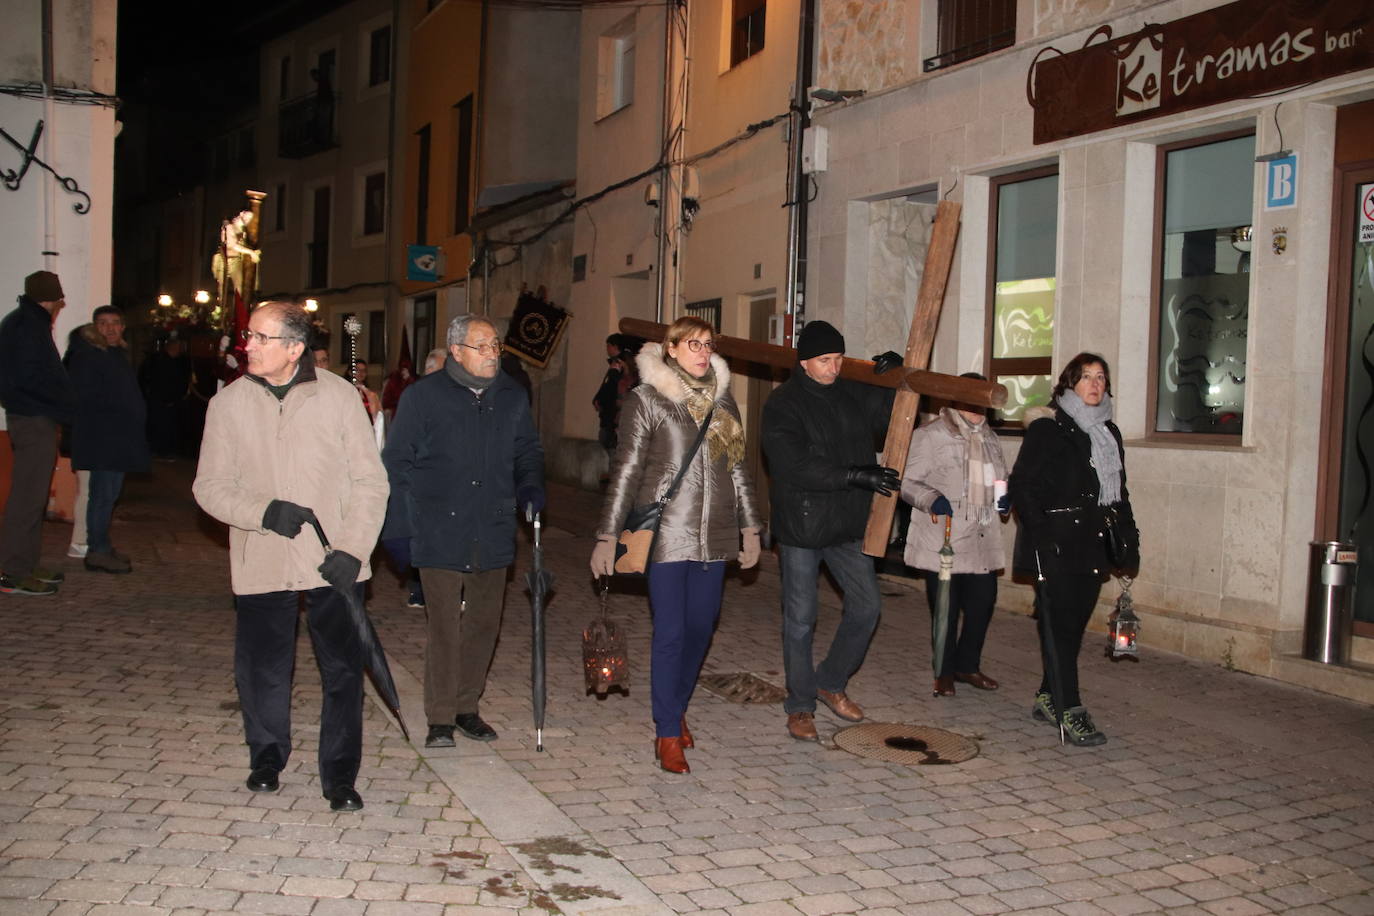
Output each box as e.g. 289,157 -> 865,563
86,470 -> 125,554
1034,574 -> 1103,709
234,586 -> 364,792
646,560 -> 726,738
418,566 -> 506,723
922,571 -> 997,677
0,414 -> 58,578
778,540 -> 882,715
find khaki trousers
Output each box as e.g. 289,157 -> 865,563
419,566 -> 507,724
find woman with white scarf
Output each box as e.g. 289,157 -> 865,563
900,373 -> 1010,699
1010,353 -> 1139,747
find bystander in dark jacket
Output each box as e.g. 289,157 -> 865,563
64,308 -> 151,574
0,270 -> 75,595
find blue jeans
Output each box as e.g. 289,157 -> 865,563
86,470 -> 125,554
779,540 -> 881,714
647,560 -> 726,738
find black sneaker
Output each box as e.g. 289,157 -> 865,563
425,724 -> 455,748
1061,706 -> 1108,747
454,713 -> 497,742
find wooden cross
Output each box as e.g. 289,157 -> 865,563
619,199 -> 996,559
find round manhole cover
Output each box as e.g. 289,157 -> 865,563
833,722 -> 979,765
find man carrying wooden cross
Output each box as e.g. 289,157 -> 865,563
761,321 -> 904,742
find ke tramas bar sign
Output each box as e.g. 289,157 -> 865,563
1030,0 -> 1374,144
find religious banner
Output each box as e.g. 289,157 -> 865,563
504,287 -> 570,368
1030,0 -> 1374,144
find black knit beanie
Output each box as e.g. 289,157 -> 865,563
797,320 -> 845,361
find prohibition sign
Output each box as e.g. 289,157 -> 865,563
1361,184 -> 1374,243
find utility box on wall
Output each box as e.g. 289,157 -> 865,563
802,126 -> 828,174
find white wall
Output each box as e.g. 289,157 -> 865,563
0,0 -> 117,427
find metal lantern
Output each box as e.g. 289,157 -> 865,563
583,580 -> 630,694
1108,576 -> 1140,659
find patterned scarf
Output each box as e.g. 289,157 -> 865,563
943,408 -> 999,525
1057,389 -> 1122,505
669,362 -> 746,469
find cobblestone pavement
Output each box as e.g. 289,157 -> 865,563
3,462 -> 1374,915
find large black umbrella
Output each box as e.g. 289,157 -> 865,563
930,514 -> 954,684
524,508 -> 554,751
308,518 -> 410,742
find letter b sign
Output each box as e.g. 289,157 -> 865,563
1265,154 -> 1298,210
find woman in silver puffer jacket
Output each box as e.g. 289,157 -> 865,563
591,316 -> 762,774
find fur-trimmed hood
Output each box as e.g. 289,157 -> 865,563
1022,405 -> 1056,426
71,322 -> 123,352
635,342 -> 731,404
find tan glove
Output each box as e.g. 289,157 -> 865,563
738,526 -> 761,569
590,534 -> 618,577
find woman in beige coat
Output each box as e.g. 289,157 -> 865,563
900,374 -> 1010,698
590,316 -> 762,774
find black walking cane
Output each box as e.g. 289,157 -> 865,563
1033,549 -> 1067,746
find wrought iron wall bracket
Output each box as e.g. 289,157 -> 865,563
1,120 -> 92,214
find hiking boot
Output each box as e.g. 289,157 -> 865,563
0,574 -> 57,596
32,566 -> 65,584
1061,706 -> 1108,747
85,551 -> 132,574
1031,690 -> 1058,724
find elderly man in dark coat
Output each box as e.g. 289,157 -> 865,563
0,270 -> 75,596
382,314 -> 545,749
64,305 -> 150,574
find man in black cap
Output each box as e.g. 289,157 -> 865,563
761,320 -> 902,741
0,270 -> 76,596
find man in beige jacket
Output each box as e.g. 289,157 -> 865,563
194,302 -> 389,812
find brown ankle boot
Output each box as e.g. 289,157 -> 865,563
655,737 -> 689,773
680,716 -> 694,749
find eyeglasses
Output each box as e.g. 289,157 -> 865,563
241,329 -> 295,346
680,339 -> 717,353
461,339 -> 503,356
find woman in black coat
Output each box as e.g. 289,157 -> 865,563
1010,353 -> 1138,747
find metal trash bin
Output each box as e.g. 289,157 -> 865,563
1304,541 -> 1357,664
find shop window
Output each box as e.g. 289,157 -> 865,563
597,15 -> 636,119
731,0 -> 765,68
1151,133 -> 1255,437
924,0 -> 1015,72
987,168 -> 1057,424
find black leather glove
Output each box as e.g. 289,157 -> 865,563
846,464 -> 901,496
262,499 -> 318,538
318,551 -> 361,595
518,485 -> 546,517
871,350 -> 904,375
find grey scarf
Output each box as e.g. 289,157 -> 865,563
445,353 -> 497,392
1057,389 -> 1122,506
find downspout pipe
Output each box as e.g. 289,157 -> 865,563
783,0 -> 816,344
41,0 -> 58,265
